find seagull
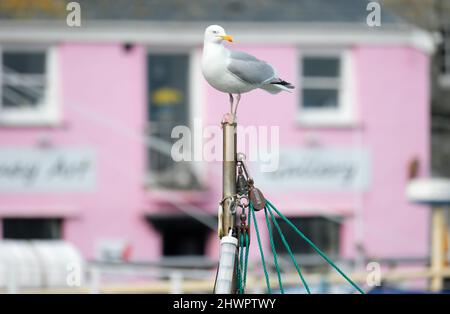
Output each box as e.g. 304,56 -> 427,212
201,25 -> 294,123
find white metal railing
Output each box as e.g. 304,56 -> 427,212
0,256 -> 441,294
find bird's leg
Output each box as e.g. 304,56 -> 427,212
233,94 -> 241,120
223,93 -> 235,125
229,93 -> 234,114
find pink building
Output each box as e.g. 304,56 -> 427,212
0,1 -> 435,268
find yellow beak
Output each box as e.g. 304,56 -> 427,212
220,35 -> 233,43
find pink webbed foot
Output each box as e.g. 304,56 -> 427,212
222,112 -> 235,125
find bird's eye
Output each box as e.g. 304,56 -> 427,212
213,30 -> 218,34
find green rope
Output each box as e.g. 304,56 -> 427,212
250,203 -> 272,293
264,207 -> 284,294
243,233 -> 250,290
236,206 -> 251,294
266,205 -> 311,294
236,245 -> 242,293
242,206 -> 251,292
238,233 -> 245,293
237,233 -> 250,294
266,200 -> 365,294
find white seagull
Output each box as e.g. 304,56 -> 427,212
201,24 -> 294,122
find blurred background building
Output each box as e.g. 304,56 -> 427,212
383,0 -> 450,178
0,0 -> 443,293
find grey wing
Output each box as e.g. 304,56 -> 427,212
227,50 -> 276,85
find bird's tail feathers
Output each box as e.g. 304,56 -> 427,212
270,79 -> 295,89
260,81 -> 294,94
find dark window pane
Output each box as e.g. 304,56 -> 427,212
164,230 -> 207,256
2,84 -> 45,108
147,54 -> 198,189
3,218 -> 62,240
272,217 -> 340,256
147,215 -> 211,256
441,28 -> 450,74
3,52 -> 46,74
302,88 -> 338,108
303,57 -> 340,77
148,54 -> 188,123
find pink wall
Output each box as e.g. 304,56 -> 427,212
0,42 -> 430,262
354,46 -> 430,258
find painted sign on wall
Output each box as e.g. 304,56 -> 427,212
0,148 -> 96,192
252,148 -> 371,191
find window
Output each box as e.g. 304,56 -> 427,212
439,28 -> 450,87
298,50 -> 354,126
146,214 -> 213,256
0,46 -> 58,126
146,52 -> 200,190
272,216 -> 340,256
163,228 -> 208,256
2,218 -> 62,240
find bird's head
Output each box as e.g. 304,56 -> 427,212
204,25 -> 233,44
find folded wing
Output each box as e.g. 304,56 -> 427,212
226,50 -> 276,85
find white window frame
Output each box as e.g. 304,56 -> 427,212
144,47 -> 205,190
297,48 -> 355,127
0,45 -> 59,126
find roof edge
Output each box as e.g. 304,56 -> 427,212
0,20 -> 437,54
